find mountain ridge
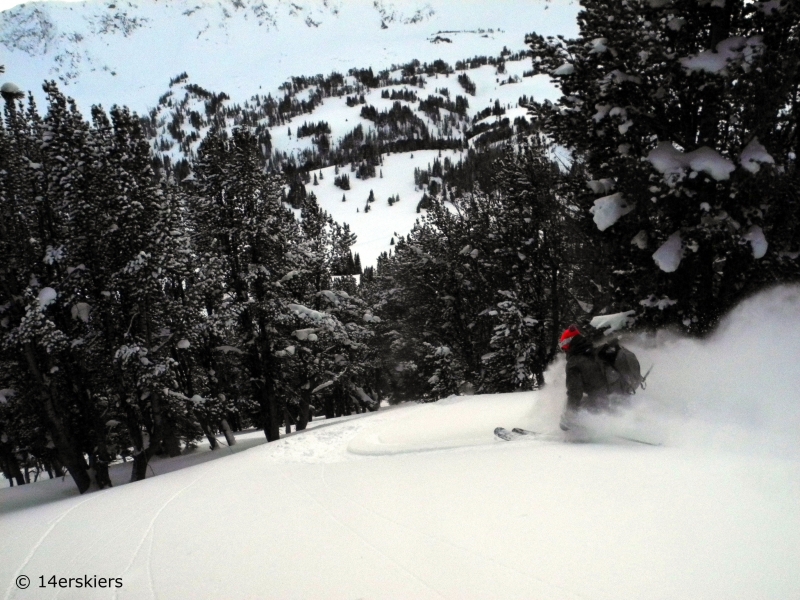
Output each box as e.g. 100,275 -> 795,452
0,0 -> 578,268
0,0 -> 578,113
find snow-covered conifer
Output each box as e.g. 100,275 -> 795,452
527,0 -> 800,332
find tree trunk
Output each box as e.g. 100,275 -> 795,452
50,455 -> 64,478
324,395 -> 334,419
24,345 -> 91,493
160,418 -> 183,457
249,343 -> 281,442
90,413 -> 114,489
131,452 -> 148,482
297,387 -> 311,431
196,414 -> 219,450
283,405 -> 293,435
266,375 -> 281,442
0,446 -> 25,486
254,382 -> 281,442
88,453 -> 112,490
125,404 -> 152,483
229,410 -> 242,432
221,419 -> 236,446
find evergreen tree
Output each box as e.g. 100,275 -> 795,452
527,0 -> 800,332
363,138 -> 587,399
191,127 -> 302,441
0,83 -> 207,491
277,197 -> 377,425
286,174 -> 307,209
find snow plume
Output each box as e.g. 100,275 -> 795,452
590,310 -> 636,333
346,287 -> 800,459
598,285 -> 800,457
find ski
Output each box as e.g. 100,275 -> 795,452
495,427 -> 658,445
511,428 -> 539,436
495,427 -> 549,441
494,427 -> 539,441
614,435 -> 662,446
494,427 -> 519,441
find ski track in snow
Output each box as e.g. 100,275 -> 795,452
113,473 -> 206,600
2,495 -> 98,600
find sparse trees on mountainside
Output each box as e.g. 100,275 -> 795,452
334,173 -> 350,190
527,0 -> 800,333
457,72 -> 476,96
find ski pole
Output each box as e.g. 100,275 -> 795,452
640,364 -> 654,390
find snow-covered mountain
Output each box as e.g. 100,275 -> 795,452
0,0 -> 577,266
0,0 -> 579,113
2,285 -> 799,599
153,59 -> 564,266
0,0 -> 579,268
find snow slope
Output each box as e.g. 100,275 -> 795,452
1,0 -> 579,269
159,59 -> 563,266
1,286 -> 799,599
302,150 -> 461,267
0,0 -> 579,113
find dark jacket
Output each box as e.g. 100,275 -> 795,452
565,335 -> 625,411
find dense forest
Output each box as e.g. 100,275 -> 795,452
1,0 -> 798,493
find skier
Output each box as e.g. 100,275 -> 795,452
558,325 -> 642,432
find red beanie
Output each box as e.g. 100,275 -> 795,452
559,325 -> 581,352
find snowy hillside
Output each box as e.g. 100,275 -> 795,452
0,0 -> 579,113
0,0 -> 580,268
2,286 -> 799,599
149,57 -> 564,266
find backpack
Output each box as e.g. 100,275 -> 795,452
594,338 -> 643,395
